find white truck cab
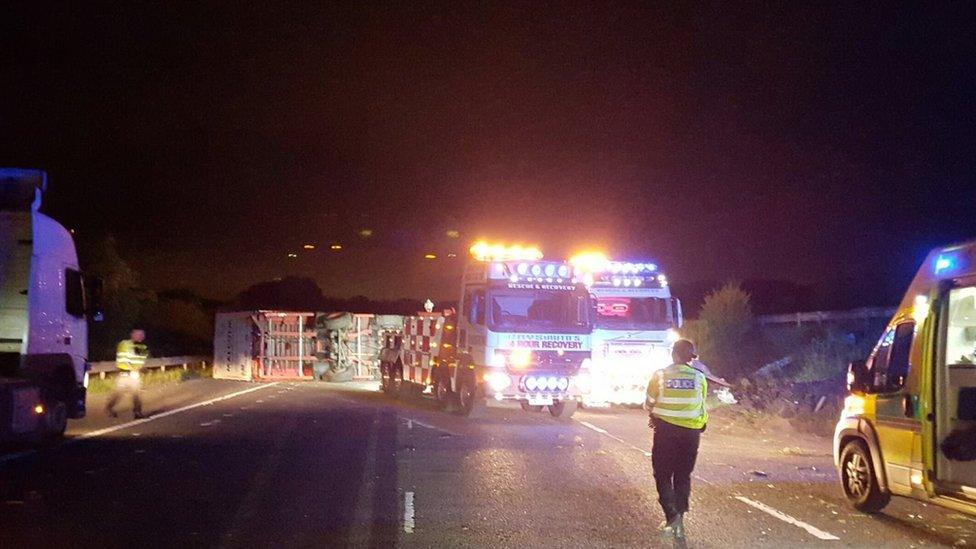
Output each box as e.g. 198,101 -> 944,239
0,168 -> 100,439
574,258 -> 682,406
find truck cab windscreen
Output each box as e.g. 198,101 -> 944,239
489,289 -> 591,333
595,297 -> 672,330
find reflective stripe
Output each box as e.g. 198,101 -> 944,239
656,396 -> 703,405
652,407 -> 703,418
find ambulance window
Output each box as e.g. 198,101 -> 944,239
869,329 -> 893,391
946,287 -> 976,367
886,321 -> 915,390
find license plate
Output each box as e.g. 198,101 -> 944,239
528,395 -> 553,406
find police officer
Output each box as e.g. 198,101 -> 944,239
106,328 -> 149,419
646,339 -> 708,539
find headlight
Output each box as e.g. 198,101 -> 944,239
490,352 -> 507,368
508,348 -> 532,368
525,376 -> 538,390
666,329 -> 680,343
547,376 -> 558,390
574,372 -> 592,393
580,358 -> 592,371
485,371 -> 511,392
557,377 -> 569,391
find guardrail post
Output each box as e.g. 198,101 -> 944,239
183,363 -> 188,371
100,371 -> 106,380
161,364 -> 166,372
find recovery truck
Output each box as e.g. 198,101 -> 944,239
0,169 -> 100,441
379,242 -> 594,418
837,240 -> 976,515
570,254 -> 682,406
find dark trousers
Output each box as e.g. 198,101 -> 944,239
651,418 -> 701,523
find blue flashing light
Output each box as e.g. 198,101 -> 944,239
935,255 -> 954,274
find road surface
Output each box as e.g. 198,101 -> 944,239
1,378 -> 974,547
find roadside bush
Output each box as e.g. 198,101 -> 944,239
794,328 -> 874,382
683,282 -> 760,379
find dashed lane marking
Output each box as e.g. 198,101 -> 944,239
580,421 -> 653,457
0,383 -> 279,466
734,496 -> 840,541
403,491 -> 415,533
400,417 -> 459,436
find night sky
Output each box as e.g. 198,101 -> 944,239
3,3 -> 975,308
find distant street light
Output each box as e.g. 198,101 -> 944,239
287,253 -> 298,258
358,229 -> 373,238
303,244 -> 315,250
330,244 -> 343,251
424,253 -> 437,260
446,230 -> 460,239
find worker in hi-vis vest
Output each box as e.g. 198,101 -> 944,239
107,328 -> 149,419
646,339 -> 708,539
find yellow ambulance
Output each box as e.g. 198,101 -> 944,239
835,240 -> 976,514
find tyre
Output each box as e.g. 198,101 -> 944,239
42,400 -> 68,440
456,373 -> 486,418
434,375 -> 456,411
548,400 -> 578,419
380,362 -> 392,394
840,439 -> 891,513
520,401 -> 543,412
391,365 -> 404,399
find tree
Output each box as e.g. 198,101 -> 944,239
683,282 -> 757,379
77,236 -> 149,360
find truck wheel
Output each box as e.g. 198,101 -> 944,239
520,401 -> 543,412
548,400 -> 578,420
391,366 -> 404,399
456,373 -> 486,418
434,376 -> 455,411
840,439 -> 890,513
380,362 -> 392,394
43,400 -> 68,439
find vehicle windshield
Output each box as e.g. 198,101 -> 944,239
488,288 -> 591,333
595,296 -> 673,330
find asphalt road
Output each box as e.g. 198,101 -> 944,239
1,378 -> 974,548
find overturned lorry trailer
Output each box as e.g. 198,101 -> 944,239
213,311 -> 315,381
313,313 -> 403,381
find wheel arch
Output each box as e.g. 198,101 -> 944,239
836,419 -> 889,494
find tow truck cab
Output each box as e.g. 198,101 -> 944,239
0,168 -> 100,440
584,261 -> 682,406
453,258 -> 593,419
835,240 -> 976,515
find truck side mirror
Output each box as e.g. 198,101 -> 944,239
847,359 -> 870,393
672,298 -> 684,328
86,276 -> 104,322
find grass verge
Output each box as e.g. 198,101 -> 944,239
87,366 -> 213,394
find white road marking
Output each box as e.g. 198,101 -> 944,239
0,382 -> 279,467
580,421 -> 653,457
734,496 -> 840,541
579,421 -> 717,486
403,491 -> 415,533
74,383 -> 276,441
400,417 -> 458,436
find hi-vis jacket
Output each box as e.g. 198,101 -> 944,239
646,362 -> 708,430
116,339 -> 149,371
